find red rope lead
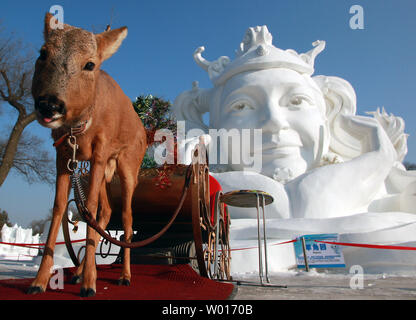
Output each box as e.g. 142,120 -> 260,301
314,240 -> 416,251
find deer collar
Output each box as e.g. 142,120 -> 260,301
52,119 -> 91,148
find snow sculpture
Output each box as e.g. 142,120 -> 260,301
0,224 -> 40,260
173,26 -> 416,274
173,25 -> 415,221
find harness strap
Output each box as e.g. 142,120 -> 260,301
53,133 -> 70,148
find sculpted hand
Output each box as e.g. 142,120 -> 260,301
288,114 -> 398,219
340,113 -> 397,164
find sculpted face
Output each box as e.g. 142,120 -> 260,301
213,68 -> 328,179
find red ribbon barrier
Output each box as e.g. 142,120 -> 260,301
3,237 -> 416,252
271,239 -> 298,246
229,239 -> 297,252
1,254 -> 39,258
314,240 -> 416,251
229,238 -> 416,252
0,239 -> 87,248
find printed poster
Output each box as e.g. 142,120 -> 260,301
294,234 -> 346,269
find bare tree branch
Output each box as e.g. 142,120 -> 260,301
0,70 -> 12,98
6,97 -> 27,116
18,71 -> 27,98
0,23 -> 54,186
0,87 -> 6,100
0,132 -> 55,185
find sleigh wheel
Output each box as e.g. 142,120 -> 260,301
215,193 -> 231,280
218,208 -> 231,280
203,226 -> 217,278
190,161 -> 231,281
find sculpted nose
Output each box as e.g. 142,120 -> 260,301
35,95 -> 66,116
262,104 -> 290,133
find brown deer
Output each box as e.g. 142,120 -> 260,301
29,13 -> 147,297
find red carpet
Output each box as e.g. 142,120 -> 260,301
0,264 -> 235,300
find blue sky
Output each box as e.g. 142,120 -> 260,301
0,0 -> 415,226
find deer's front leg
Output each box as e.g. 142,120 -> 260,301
27,162 -> 70,294
80,150 -> 107,297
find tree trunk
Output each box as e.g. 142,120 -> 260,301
0,112 -> 36,187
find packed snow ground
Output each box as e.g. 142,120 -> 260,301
2,258 -> 416,300
2,222 -> 416,299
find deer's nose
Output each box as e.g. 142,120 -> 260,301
35,95 -> 66,116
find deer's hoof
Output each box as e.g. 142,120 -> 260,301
118,278 -> 130,286
27,286 -> 45,295
80,287 -> 96,297
70,275 -> 81,284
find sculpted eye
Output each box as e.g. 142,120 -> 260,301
84,62 -> 95,71
231,101 -> 254,112
289,95 -> 313,107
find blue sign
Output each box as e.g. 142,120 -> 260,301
294,234 -> 345,269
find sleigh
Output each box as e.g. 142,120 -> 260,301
61,147 -> 231,281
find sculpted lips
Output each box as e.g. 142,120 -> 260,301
253,131 -> 303,157
262,144 -> 301,157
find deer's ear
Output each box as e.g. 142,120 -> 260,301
44,12 -> 54,41
43,12 -> 73,41
95,27 -> 128,61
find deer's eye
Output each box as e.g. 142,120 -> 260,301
84,62 -> 95,71
39,49 -> 47,61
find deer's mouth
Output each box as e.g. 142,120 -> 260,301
36,112 -> 65,129
35,96 -> 67,128
41,113 -> 64,123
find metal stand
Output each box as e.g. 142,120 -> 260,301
301,236 -> 310,272
220,190 -> 286,288
256,193 -> 271,285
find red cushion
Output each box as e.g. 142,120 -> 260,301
209,175 -> 227,224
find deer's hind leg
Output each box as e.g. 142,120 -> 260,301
116,152 -> 142,286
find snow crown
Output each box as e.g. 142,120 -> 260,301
193,25 -> 325,86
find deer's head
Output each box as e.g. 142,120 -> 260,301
32,13 -> 128,128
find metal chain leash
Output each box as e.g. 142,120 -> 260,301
67,130 -> 80,173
